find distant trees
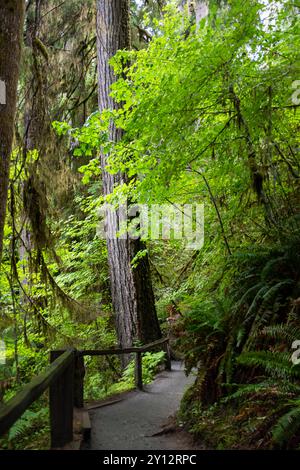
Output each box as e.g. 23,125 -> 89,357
0,1 -> 25,264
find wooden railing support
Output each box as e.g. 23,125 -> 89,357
164,341 -> 172,371
74,353 -> 85,408
135,352 -> 143,391
49,349 -> 75,448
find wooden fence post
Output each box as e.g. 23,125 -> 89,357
165,341 -> 172,371
74,353 -> 85,408
135,352 -> 143,390
50,349 -> 75,448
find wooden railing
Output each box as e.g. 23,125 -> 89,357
0,337 -> 171,448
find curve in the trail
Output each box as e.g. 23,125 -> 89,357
87,361 -> 195,450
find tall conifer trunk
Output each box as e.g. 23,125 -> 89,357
0,0 -> 25,264
96,0 -> 161,354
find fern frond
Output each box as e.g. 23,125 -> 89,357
237,351 -> 300,379
260,256 -> 287,282
8,407 -> 48,441
221,380 -> 296,403
244,285 -> 270,321
234,283 -> 264,311
259,324 -> 300,344
272,403 -> 300,448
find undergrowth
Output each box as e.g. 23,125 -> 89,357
178,230 -> 300,449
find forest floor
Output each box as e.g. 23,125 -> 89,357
84,361 -> 201,450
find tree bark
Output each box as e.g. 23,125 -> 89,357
96,0 -> 161,354
179,0 -> 209,25
0,0 -> 25,264
22,0 -> 49,250
191,0 -> 208,24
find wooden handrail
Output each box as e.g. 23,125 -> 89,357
80,337 -> 169,356
139,337 -> 169,352
0,338 -> 171,448
78,337 -> 171,395
0,349 -> 75,437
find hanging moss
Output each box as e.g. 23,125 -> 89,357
23,176 -> 48,249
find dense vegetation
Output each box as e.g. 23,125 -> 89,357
0,0 -> 300,450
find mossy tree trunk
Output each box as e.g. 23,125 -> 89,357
0,0 -> 25,264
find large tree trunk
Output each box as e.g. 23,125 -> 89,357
191,0 -> 208,24
0,0 -> 25,264
179,0 -> 209,25
24,0 -> 47,154
19,0 -> 46,293
22,0 -> 49,248
96,0 -> 161,352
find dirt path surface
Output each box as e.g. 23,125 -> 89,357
86,362 -> 196,450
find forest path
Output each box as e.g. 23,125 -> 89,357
86,362 -> 196,450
